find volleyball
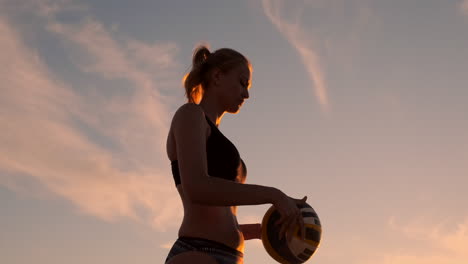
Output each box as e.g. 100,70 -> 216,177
261,202 -> 322,263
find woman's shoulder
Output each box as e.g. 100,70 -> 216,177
173,103 -> 204,121
176,102 -> 203,114
171,103 -> 207,131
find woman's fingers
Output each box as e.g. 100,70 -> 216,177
275,214 -> 287,227
279,215 -> 294,239
286,215 -> 300,243
290,211 -> 304,242
293,197 -> 307,240
280,213 -> 299,239
280,212 -> 305,242
275,194 -> 308,241
278,216 -> 289,238
276,214 -> 291,239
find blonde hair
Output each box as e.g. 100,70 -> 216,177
182,44 -> 251,104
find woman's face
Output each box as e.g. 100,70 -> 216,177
216,63 -> 251,113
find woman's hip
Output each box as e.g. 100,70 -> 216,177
165,236 -> 244,264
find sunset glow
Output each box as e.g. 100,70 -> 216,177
1,1 -> 467,263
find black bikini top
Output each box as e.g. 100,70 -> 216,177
171,114 -> 247,186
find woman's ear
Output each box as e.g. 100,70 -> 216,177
211,67 -> 222,87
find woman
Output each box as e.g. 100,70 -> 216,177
165,45 -> 308,264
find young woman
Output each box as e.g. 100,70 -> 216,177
165,45 -> 307,264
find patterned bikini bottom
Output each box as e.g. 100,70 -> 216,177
165,236 -> 244,264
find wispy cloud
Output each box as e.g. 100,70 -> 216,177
159,242 -> 174,250
262,0 -> 329,110
380,216 -> 468,264
261,0 -> 378,112
0,0 -> 182,231
461,0 -> 468,16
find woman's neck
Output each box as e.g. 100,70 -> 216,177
198,96 -> 226,127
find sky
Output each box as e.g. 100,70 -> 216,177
1,0 -> 467,263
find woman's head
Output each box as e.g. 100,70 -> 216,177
183,45 -> 252,112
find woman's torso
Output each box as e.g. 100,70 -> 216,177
166,111 -> 246,252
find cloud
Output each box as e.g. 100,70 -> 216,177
262,0 -> 329,110
380,216 -> 468,264
460,0 -> 468,16
159,242 -> 174,250
0,0 -> 182,231
261,0 -> 378,113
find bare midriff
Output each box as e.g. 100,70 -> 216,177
175,185 -> 245,253
167,116 -> 247,254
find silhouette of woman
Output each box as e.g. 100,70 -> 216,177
165,45 -> 307,264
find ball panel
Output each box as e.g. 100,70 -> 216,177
288,232 -> 308,255
300,207 -> 321,227
297,252 -> 311,262
302,217 -> 317,225
303,224 -> 321,246
289,234 -> 318,263
298,247 -> 317,262
294,223 -> 321,245
302,212 -> 318,219
303,223 -> 322,233
300,208 -> 321,226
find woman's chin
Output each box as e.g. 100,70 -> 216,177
228,104 -> 241,114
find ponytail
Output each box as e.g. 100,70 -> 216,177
183,46 -> 211,103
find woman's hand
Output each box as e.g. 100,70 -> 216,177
272,191 -> 307,243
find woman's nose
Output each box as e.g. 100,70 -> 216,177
242,89 -> 249,100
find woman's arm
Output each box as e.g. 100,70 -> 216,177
190,177 -> 279,206
240,223 -> 262,240
173,103 -> 280,206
